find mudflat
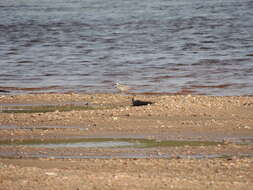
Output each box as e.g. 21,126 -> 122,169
0,93 -> 252,189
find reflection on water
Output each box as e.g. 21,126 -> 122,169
0,0 -> 253,95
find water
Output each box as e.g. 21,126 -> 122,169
26,141 -> 137,148
0,0 -> 253,95
1,152 -> 252,159
0,125 -> 87,130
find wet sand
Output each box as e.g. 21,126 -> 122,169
0,93 -> 253,189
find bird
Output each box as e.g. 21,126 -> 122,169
132,97 -> 152,106
115,83 -> 131,93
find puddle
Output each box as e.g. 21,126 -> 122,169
224,137 -> 253,145
172,153 -> 253,159
0,152 -> 252,160
0,138 -> 141,148
27,141 -> 136,148
0,137 -> 222,148
0,136 -> 252,159
0,125 -> 87,130
0,102 -> 89,107
0,102 -> 114,113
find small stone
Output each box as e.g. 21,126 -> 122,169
45,172 -> 57,176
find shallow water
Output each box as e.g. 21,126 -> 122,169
27,141 -> 137,148
0,0 -> 253,95
0,137 -> 221,147
0,136 -> 252,159
0,151 -> 252,160
0,102 -> 96,113
0,125 -> 86,130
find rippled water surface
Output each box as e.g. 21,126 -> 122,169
0,0 -> 253,95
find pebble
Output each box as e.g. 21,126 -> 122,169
45,172 -> 57,176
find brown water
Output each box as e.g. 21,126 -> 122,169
1,0 -> 253,95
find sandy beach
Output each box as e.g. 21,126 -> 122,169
0,93 -> 252,189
